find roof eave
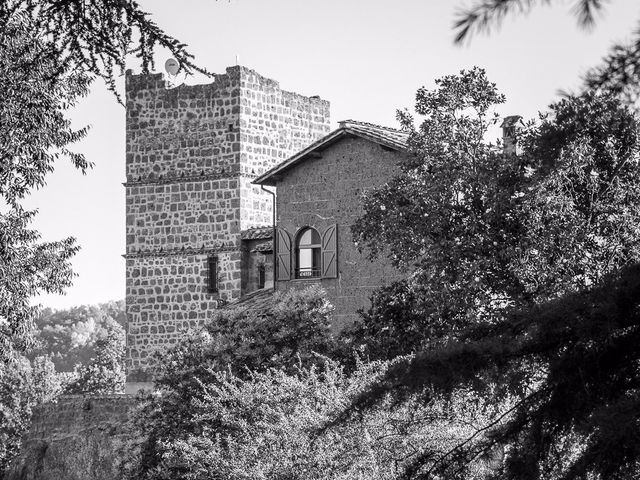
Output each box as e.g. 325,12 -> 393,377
253,129 -> 347,185
252,126 -> 408,186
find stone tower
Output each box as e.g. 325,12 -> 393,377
124,66 -> 330,381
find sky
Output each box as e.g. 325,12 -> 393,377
24,0 -> 640,310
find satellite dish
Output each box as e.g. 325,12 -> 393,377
164,58 -> 180,76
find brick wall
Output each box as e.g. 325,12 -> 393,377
125,66 -> 330,378
275,136 -> 406,330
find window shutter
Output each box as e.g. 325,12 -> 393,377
276,228 -> 292,281
321,224 -> 338,278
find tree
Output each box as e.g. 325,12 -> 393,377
340,69 -> 640,477
0,354 -> 60,475
338,263 -> 640,480
1,0 -> 208,97
453,0 -> 640,103
348,69 -> 640,359
31,300 -> 126,371
0,18 -> 86,358
1,1 -> 202,357
0,3 -> 200,470
63,317 -> 126,394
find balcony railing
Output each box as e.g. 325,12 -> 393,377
295,267 -> 321,279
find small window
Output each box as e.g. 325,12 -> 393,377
258,265 -> 266,289
207,256 -> 218,293
295,227 -> 321,278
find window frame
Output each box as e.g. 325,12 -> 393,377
294,227 -> 322,279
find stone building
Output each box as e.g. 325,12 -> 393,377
124,66 -> 330,381
124,65 -> 416,385
253,120 -> 409,330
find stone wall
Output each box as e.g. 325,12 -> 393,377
5,395 -> 136,480
125,66 -> 330,377
275,136 -> 406,330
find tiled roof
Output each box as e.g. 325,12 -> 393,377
338,120 -> 408,151
224,288 -> 273,313
240,227 -> 273,240
253,120 -> 408,186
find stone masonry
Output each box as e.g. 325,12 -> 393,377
5,395 -> 137,480
125,66 -> 330,379
266,133 -> 408,330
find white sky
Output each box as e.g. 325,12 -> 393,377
24,0 -> 640,309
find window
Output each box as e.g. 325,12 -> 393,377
295,227 -> 321,278
258,264 -> 266,289
276,225 -> 337,281
207,256 -> 218,293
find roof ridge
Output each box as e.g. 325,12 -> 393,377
338,119 -> 406,134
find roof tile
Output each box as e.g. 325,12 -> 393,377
241,227 -> 273,240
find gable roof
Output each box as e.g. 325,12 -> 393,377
253,120 -> 408,186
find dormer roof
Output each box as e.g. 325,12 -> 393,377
253,120 -> 408,186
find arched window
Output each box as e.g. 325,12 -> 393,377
295,227 -> 321,278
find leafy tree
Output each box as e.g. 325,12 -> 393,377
339,263 -> 640,480
31,300 -> 126,371
1,0 -> 202,355
341,68 -> 640,478
0,18 -> 86,358
63,317 -> 125,394
1,2 -> 199,470
453,0 -> 640,103
1,0 -> 208,96
0,354 -> 60,475
348,69 -> 640,359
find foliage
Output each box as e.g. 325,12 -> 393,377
453,0 -> 640,104
0,0 -> 208,98
63,316 -> 125,394
31,300 -> 126,371
1,0 -> 200,355
0,17 -> 87,357
121,286 -> 335,477
348,69 -> 640,359
0,0 -> 198,471
0,354 -> 60,475
343,69 -> 640,478
156,285 -> 336,389
122,356 -> 497,480
339,263 -> 640,480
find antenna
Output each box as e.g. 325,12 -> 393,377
164,58 -> 180,76
164,58 -> 185,89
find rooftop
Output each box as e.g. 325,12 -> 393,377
253,120 -> 408,186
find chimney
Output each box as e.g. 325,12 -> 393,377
500,115 -> 523,156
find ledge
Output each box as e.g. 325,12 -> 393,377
123,170 -> 262,187
123,244 -> 240,259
